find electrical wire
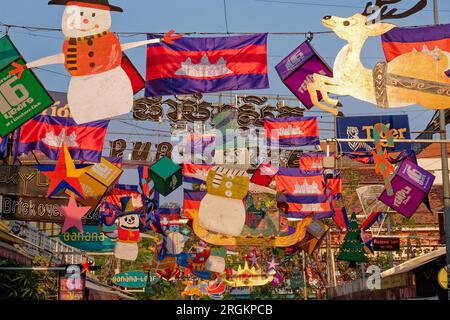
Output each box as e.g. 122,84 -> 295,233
223,0 -> 230,34
254,0 -> 450,12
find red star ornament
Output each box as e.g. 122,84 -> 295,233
41,144 -> 91,198
57,195 -> 91,234
81,260 -> 90,274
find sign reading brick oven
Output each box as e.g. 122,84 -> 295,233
373,237 -> 400,251
0,166 -> 99,224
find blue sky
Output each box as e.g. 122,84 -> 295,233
2,0 -> 450,203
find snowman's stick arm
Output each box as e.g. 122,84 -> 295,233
26,54 -> 65,69
121,39 -> 161,52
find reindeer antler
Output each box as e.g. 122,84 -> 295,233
362,0 -> 428,22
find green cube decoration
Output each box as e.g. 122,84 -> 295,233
150,157 -> 182,197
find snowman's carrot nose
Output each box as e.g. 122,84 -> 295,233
83,19 -> 90,24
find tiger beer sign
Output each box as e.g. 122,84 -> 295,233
336,115 -> 411,153
0,36 -> 53,137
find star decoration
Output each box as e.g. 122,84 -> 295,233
267,256 -> 280,271
57,195 -> 91,233
38,144 -> 92,198
81,260 -> 90,274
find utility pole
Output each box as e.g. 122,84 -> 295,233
387,215 -> 394,268
433,0 -> 450,301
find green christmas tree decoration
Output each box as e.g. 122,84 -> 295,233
337,212 -> 368,266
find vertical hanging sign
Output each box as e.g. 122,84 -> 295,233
0,36 -> 53,137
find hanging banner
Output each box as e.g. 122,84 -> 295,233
111,271 -> 159,289
145,34 -> 269,96
336,115 -> 411,153
379,160 -> 435,218
0,36 -> 54,137
60,226 -> 116,252
381,23 -> 450,68
14,92 -> 109,163
264,117 -> 320,147
276,40 -> 332,109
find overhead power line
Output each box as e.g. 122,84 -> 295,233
254,0 -> 450,12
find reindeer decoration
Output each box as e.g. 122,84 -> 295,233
307,0 -> 450,116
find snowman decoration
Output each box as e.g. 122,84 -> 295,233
199,166 -> 250,237
114,197 -> 141,261
9,0 -> 182,124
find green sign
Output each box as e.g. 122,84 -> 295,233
0,36 -> 53,137
60,226 -> 116,252
112,271 -> 160,289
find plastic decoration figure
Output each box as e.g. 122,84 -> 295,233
9,0 -> 182,124
114,197 -> 141,261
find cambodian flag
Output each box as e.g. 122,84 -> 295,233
100,184 -> 144,226
264,117 -> 319,147
326,170 -> 342,201
183,190 -> 207,219
276,168 -> 332,219
381,24 -> 450,76
275,168 -> 325,195
298,152 -> 324,174
14,92 -> 108,163
182,163 -> 213,185
185,132 -> 216,165
145,34 -> 269,96
0,136 -> 8,159
333,207 -> 349,231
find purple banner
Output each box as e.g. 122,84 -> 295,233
276,41 -> 332,109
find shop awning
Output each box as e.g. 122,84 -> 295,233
381,247 -> 446,278
86,278 -> 136,300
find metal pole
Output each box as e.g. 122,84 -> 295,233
325,138 -> 450,143
302,251 -> 307,300
433,0 -> 450,301
387,215 -> 394,268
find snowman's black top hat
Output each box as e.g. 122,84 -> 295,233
48,0 -> 123,12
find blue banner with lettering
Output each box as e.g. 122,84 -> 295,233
336,115 -> 411,153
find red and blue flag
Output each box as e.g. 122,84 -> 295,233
264,117 -> 319,147
360,211 -> 383,231
0,136 -> 8,159
145,34 -> 269,96
298,152 -> 324,174
333,207 -> 349,231
276,168 -> 332,219
183,190 -> 207,220
14,92 -> 108,163
182,163 -> 213,185
381,24 -> 450,76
